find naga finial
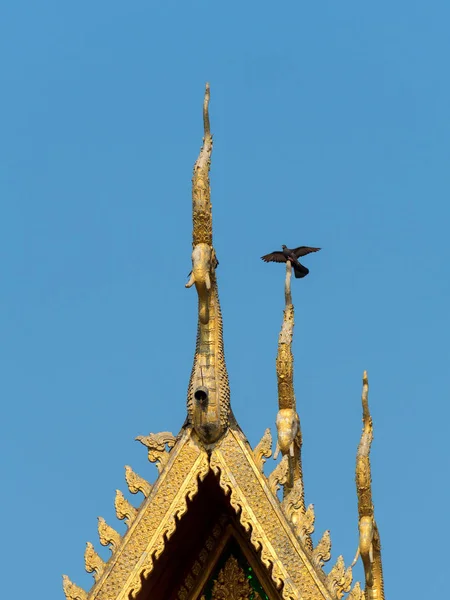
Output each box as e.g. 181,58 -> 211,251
186,84 -> 230,445
186,82 -> 215,323
352,371 -> 385,600
188,82 -> 213,247
274,262 -> 303,496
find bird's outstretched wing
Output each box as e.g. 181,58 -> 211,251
292,246 -> 321,258
261,251 -> 287,263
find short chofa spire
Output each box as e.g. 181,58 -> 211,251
274,263 -> 304,493
274,261 -> 308,536
352,371 -> 385,600
185,83 -> 231,444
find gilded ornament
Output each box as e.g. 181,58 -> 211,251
276,264 -> 295,410
326,556 -> 352,599
191,84 -> 213,247
114,489 -> 137,527
274,262 -> 304,492
207,555 -> 263,600
253,428 -> 272,472
124,465 -> 152,497
297,504 -> 315,546
267,454 -> 290,496
186,84 -> 231,445
62,575 -> 87,600
136,431 -> 175,473
273,409 -> 300,462
348,582 -> 365,600
281,477 -> 313,550
84,542 -> 105,582
97,517 -> 121,552
212,429 -> 335,600
352,372 -> 385,600
312,530 -> 331,568
281,476 -> 304,522
91,431 -> 209,600
176,514 -> 227,600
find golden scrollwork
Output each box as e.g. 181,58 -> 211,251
136,431 -> 176,473
124,465 -> 152,497
114,490 -> 137,527
312,530 -> 331,568
348,582 -> 365,600
267,454 -> 290,496
281,476 -> 304,521
296,504 -> 315,547
206,555 -> 264,600
87,431 -> 209,600
326,556 -> 352,599
253,428 -> 272,473
211,429 -> 336,600
62,575 -> 87,600
84,542 -> 105,582
97,517 -> 121,552
176,514 -> 227,600
281,477 -> 313,550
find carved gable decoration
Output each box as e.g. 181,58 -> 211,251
64,425 -> 354,600
203,555 -> 265,600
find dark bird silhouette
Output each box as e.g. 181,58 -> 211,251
261,245 -> 321,278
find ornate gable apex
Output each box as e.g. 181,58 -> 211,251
64,424 -> 358,600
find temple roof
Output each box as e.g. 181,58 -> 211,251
63,85 -> 383,600
64,422 -> 362,600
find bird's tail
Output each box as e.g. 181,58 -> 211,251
293,264 -> 309,278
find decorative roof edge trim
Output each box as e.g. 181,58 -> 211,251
85,428 -> 209,600
211,427 -> 338,600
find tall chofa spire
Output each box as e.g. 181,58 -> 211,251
352,371 -> 385,600
186,84 -> 231,444
274,263 -> 305,499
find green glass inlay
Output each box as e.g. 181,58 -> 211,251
201,538 -> 269,600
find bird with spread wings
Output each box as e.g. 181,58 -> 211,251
261,245 -> 321,278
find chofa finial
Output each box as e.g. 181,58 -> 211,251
273,261 -> 304,497
352,371 -> 385,599
185,84 -> 231,445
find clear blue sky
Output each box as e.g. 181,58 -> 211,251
1,2 -> 449,598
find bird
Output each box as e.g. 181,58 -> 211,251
261,245 -> 321,278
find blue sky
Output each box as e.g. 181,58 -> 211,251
1,2 -> 449,598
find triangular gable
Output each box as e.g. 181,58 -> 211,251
211,427 -> 336,600
64,426 -> 357,600
192,532 -> 273,599
172,517 -> 278,599
78,428 -> 209,600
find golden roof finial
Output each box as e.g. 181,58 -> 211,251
352,371 -> 385,600
274,262 -> 304,499
185,84 -> 230,444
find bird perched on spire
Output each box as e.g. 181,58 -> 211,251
261,245 -> 321,278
